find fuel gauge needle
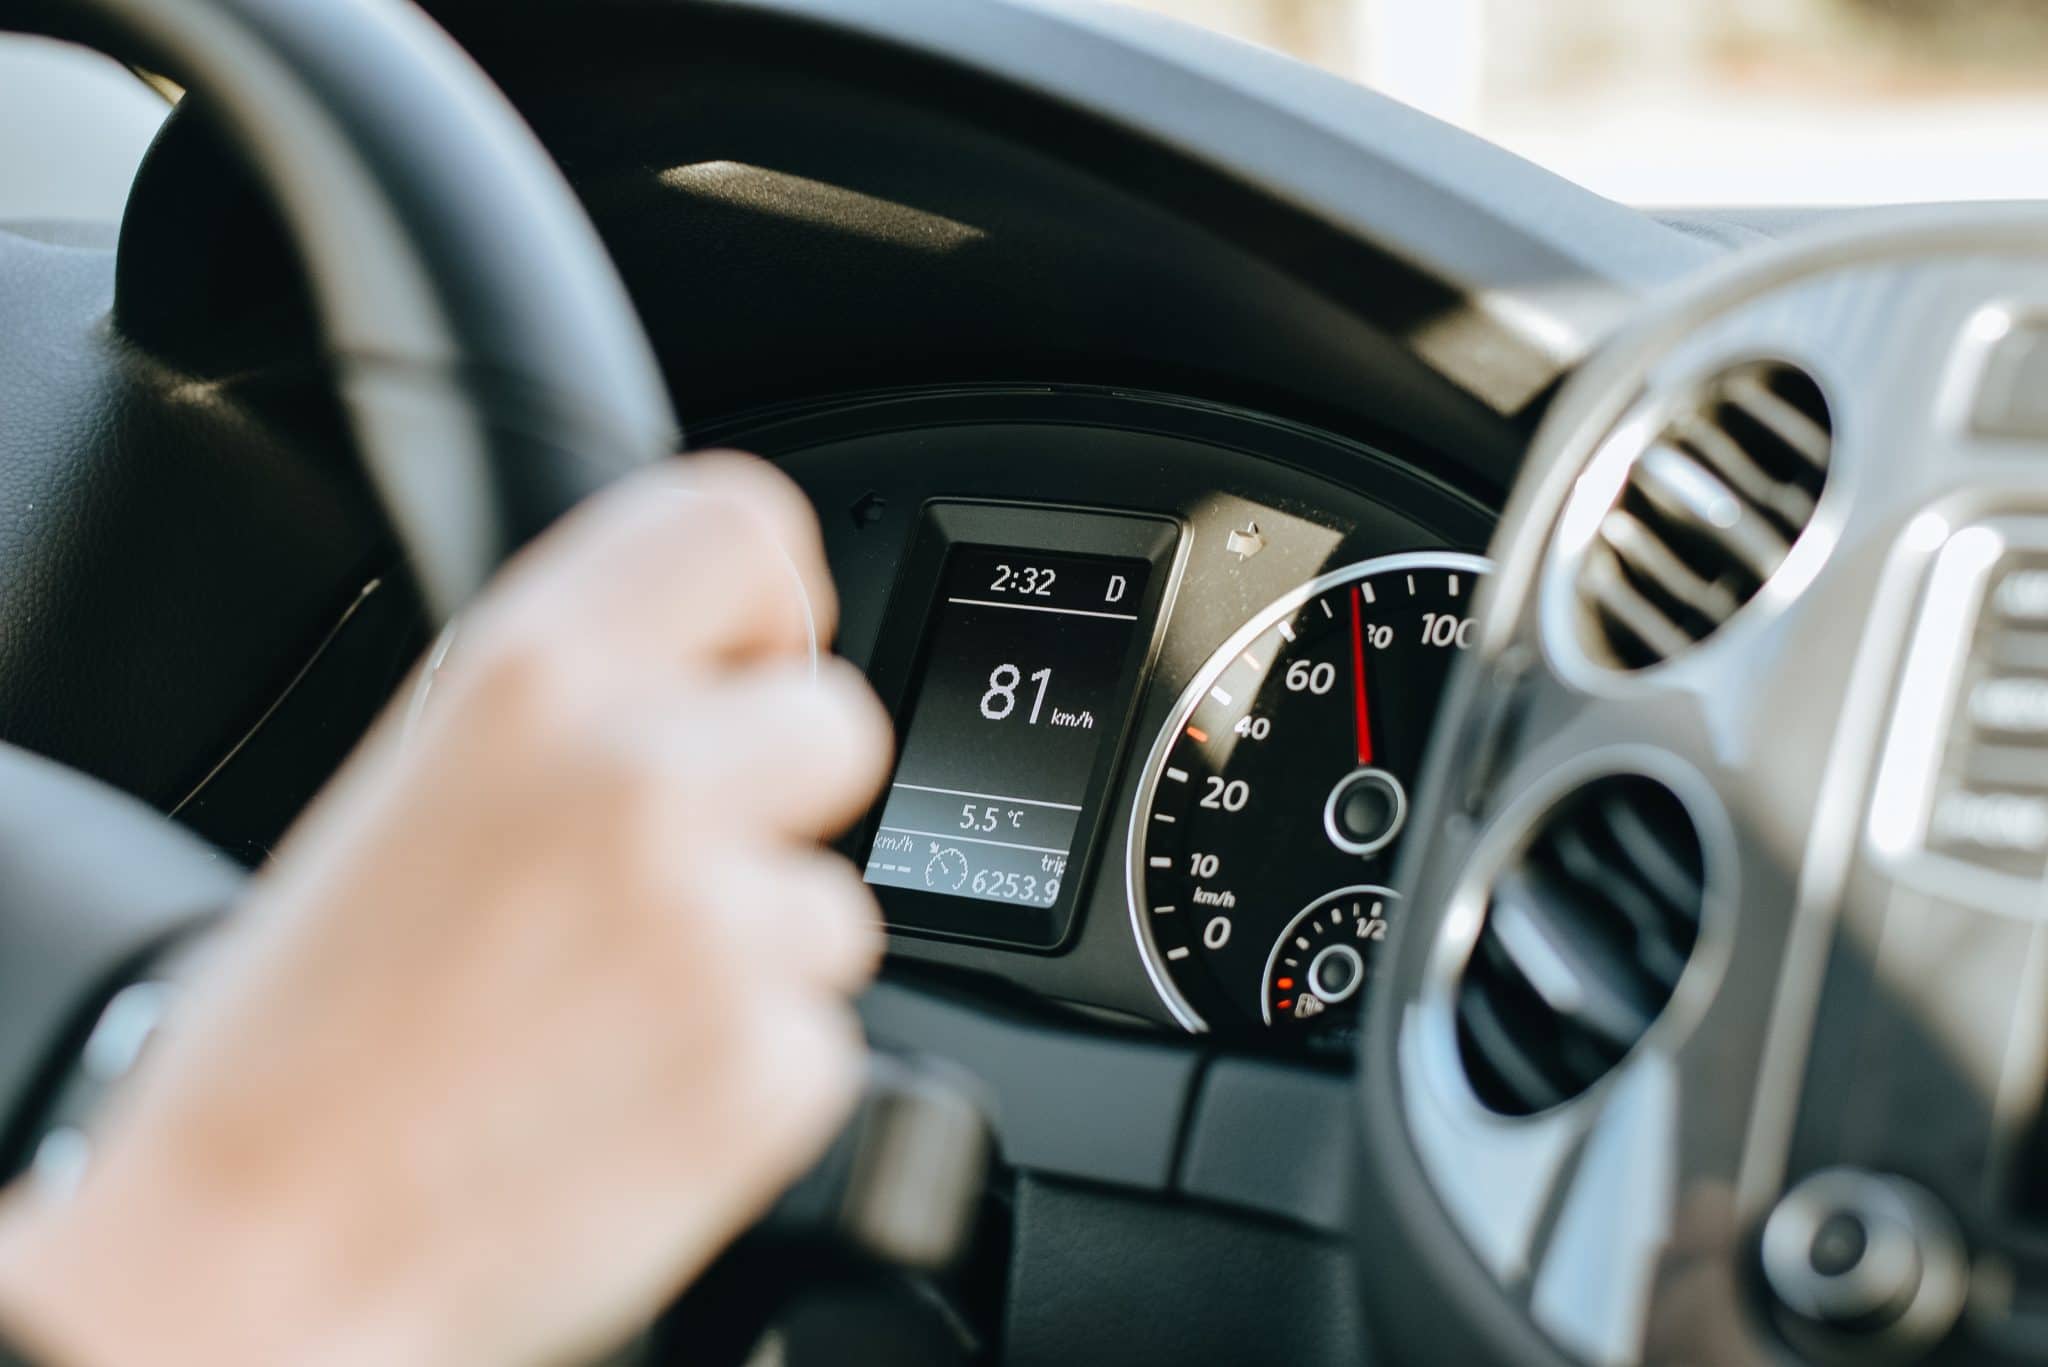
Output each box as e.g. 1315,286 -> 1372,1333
1350,584 -> 1374,767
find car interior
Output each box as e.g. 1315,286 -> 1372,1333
4,0 -> 2047,1363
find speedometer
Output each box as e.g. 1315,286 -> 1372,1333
1128,551 -> 1492,1041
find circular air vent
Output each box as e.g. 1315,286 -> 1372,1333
1572,361 -> 1831,670
1454,776 -> 1705,1116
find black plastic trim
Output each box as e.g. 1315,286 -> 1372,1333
860,978 -> 1198,1192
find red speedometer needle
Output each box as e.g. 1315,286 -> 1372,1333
1350,584 -> 1374,766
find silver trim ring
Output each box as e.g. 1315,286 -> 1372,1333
1411,745 -> 1738,1129
1323,767 -> 1408,857
1309,943 -> 1368,1004
1126,550 -> 1494,1033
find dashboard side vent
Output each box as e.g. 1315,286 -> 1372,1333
1455,776 -> 1704,1116
1574,361 -> 1831,669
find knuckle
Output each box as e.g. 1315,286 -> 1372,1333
685,524 -> 807,645
460,630 -> 581,738
671,457 -> 831,645
550,750 -> 646,851
666,858 -> 764,959
694,503 -> 786,580
659,766 -> 718,830
601,742 -> 670,815
755,1004 -> 865,1118
497,477 -> 668,603
811,662 -> 895,779
798,857 -> 884,967
544,716 -> 672,836
690,451 -> 824,551
826,895 -> 885,984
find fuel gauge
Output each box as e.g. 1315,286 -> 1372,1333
1261,886 -> 1397,1031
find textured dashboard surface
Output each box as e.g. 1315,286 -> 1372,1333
0,226 -> 381,806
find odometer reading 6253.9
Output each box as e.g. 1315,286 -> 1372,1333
1129,552 -> 1492,1043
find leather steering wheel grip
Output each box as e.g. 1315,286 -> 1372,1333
0,0 -> 679,618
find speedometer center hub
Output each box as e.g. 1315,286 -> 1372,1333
1324,768 -> 1408,856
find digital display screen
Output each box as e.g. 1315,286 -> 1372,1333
863,544 -> 1153,911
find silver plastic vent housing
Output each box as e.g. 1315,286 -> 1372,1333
1565,361 -> 1831,670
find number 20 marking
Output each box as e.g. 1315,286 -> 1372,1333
1200,777 -> 1250,812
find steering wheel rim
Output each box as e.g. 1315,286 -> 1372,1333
1360,206 -> 2048,1367
5,0 -> 677,618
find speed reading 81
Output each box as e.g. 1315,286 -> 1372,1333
1128,551 -> 1493,1044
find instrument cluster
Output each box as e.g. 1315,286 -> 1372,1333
750,387 -> 1494,1048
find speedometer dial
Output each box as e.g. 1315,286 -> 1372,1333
1129,552 -> 1492,1041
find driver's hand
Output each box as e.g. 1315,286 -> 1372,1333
0,454 -> 893,1367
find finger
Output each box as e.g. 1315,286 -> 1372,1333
667,999 -> 868,1241
688,848 -> 885,996
738,999 -> 867,1169
679,451 -> 840,646
625,657 -> 894,843
481,453 -> 837,670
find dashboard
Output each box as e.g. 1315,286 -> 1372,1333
723,385 -> 1495,1050
21,3 -> 2048,1364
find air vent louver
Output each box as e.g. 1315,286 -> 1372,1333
1575,362 -> 1830,669
1455,777 -> 1704,1116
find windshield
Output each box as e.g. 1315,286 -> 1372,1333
1136,0 -> 2048,207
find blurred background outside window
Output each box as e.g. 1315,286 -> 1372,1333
1130,0 -> 2048,205
7,2 -> 2048,218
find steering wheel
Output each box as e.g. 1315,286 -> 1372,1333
1,9 -> 990,1358
0,0 -> 675,1141
1360,210 -> 2048,1366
